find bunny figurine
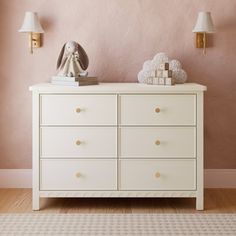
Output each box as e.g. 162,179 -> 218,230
56,41 -> 89,78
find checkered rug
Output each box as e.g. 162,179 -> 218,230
0,214 -> 235,235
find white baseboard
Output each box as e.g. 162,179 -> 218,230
0,169 -> 236,188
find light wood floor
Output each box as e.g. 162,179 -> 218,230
0,189 -> 236,213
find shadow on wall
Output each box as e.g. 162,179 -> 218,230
40,16 -> 54,47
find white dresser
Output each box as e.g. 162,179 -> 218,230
30,83 -> 206,210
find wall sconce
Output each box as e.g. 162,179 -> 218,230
19,12 -> 44,54
192,12 -> 215,55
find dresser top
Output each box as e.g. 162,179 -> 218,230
29,83 -> 206,93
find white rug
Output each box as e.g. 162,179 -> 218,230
0,214 -> 235,235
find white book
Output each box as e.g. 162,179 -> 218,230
51,76 -> 78,82
51,80 -> 98,87
51,80 -> 78,87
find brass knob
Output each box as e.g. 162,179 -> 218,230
155,140 -> 161,146
76,140 -> 81,146
155,172 -> 161,178
155,107 -> 161,113
76,108 -> 81,113
75,172 -> 81,178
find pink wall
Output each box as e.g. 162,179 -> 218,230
0,0 -> 236,169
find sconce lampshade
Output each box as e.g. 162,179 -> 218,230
19,11 -> 44,33
192,12 -> 215,33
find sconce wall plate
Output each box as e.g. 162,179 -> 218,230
29,33 -> 42,48
195,33 -> 204,48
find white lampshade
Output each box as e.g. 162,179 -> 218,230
193,11 -> 215,33
19,11 -> 44,33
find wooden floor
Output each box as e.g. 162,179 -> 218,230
0,189 -> 236,213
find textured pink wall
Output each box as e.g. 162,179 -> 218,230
0,0 -> 236,169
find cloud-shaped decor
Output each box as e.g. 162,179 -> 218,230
138,53 -> 187,84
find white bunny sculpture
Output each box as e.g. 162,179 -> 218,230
56,41 -> 89,78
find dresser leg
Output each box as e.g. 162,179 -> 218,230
196,195 -> 204,210
32,193 -> 40,211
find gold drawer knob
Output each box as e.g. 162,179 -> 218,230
155,140 -> 161,146
155,107 -> 161,113
75,172 -> 81,178
155,172 -> 161,178
76,140 -> 81,146
76,108 -> 81,113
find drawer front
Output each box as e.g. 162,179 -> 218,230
120,94 -> 196,125
120,159 -> 196,190
40,159 -> 117,190
41,95 -> 117,125
41,127 -> 117,158
120,127 -> 196,158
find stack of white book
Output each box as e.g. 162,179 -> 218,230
51,76 -> 98,86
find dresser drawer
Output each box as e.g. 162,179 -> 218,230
120,127 -> 196,158
41,127 -> 117,158
120,159 -> 196,190
40,159 -> 117,190
120,94 -> 196,125
41,95 -> 117,125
